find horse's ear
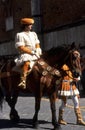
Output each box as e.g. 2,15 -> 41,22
78,43 -> 81,49
71,42 -> 76,49
70,42 -> 80,51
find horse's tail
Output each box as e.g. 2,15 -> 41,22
0,86 -> 4,110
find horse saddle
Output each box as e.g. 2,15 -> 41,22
12,60 -> 35,74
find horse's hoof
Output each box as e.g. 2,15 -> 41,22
53,123 -> 61,130
33,122 -> 39,129
54,125 -> 62,130
10,114 -> 20,122
53,128 -> 62,130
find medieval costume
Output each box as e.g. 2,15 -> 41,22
15,18 -> 42,89
58,64 -> 85,125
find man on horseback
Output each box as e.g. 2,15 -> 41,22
15,18 -> 42,89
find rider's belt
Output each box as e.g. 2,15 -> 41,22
62,80 -> 69,82
63,80 -> 74,85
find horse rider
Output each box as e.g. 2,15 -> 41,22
58,64 -> 85,125
15,17 -> 42,89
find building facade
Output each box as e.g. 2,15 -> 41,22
0,0 -> 85,55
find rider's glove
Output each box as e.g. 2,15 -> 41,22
36,48 -> 42,56
31,50 -> 36,55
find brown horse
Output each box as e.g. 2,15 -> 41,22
0,43 -> 81,130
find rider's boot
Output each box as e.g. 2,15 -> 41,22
18,61 -> 30,89
18,72 -> 27,89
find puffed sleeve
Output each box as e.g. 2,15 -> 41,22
15,33 -> 25,49
33,32 -> 40,44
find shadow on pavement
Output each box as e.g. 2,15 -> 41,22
0,118 -> 52,129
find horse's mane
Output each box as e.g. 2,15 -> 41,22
41,44 -> 71,59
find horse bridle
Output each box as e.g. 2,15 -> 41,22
70,50 -> 81,72
63,49 -> 81,79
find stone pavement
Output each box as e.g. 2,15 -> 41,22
0,94 -> 85,130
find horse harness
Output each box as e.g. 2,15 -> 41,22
36,59 -> 60,76
34,59 -> 63,87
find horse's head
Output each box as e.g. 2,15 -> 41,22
64,44 -> 81,78
41,43 -> 81,78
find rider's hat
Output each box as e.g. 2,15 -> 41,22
21,18 -> 34,25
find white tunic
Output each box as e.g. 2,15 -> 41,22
15,31 -> 41,66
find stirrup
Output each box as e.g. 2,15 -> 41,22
18,81 -> 26,89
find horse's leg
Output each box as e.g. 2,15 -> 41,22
33,96 -> 41,128
6,89 -> 20,122
49,92 -> 61,130
10,90 -> 20,122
